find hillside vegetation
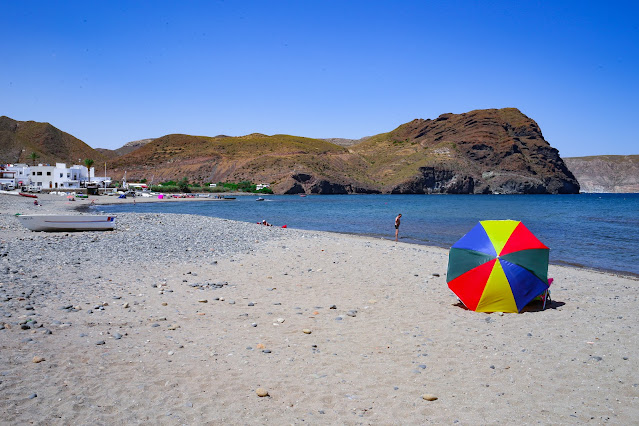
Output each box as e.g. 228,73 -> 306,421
1,109 -> 582,194
0,116 -> 108,165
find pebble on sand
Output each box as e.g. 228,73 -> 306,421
198,299 -> 208,303
256,388 -> 269,397
422,394 -> 438,401
32,356 -> 45,363
302,329 -> 312,334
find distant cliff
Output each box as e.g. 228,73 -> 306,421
95,138 -> 156,159
1,109 -> 580,194
564,155 -> 639,193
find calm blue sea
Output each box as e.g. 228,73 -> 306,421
96,194 -> 639,276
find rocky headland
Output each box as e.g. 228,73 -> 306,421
2,109 -> 580,194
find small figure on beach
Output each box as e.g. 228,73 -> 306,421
261,220 -> 272,226
395,213 -> 402,242
33,200 -> 39,206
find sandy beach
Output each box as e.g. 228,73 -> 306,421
0,193 -> 637,424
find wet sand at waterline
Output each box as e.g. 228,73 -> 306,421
0,193 -> 637,424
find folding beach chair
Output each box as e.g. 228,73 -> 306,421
537,278 -> 553,310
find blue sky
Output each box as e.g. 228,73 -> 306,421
2,1 -> 637,157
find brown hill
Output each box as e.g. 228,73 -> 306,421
0,116 -> 107,165
350,108 -> 579,194
95,139 -> 156,160
1,109 -> 580,194
564,155 -> 639,193
109,108 -> 578,194
109,133 -> 377,193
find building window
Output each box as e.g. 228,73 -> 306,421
47,172 -> 51,176
60,173 -> 63,178
67,173 -> 70,178
37,172 -> 42,176
32,172 -> 36,175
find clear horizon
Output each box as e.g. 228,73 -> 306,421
2,1 -> 638,157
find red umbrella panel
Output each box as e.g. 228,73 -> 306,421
447,220 -> 550,313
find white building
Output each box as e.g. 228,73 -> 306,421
0,164 -> 31,189
29,163 -> 93,189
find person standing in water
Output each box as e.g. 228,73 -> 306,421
395,213 -> 402,242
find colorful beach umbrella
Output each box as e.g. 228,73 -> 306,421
447,220 -> 549,313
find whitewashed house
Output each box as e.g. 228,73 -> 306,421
0,164 -> 31,189
30,163 -> 94,189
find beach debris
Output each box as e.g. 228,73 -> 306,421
256,388 -> 269,397
277,318 -> 285,323
422,394 -> 438,401
198,299 -> 208,303
32,356 -> 45,363
123,302 -> 129,308
329,305 -> 337,309
256,343 -> 265,349
302,329 -> 312,334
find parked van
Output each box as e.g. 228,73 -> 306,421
21,185 -> 41,193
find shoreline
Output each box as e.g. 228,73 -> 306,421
76,193 -> 639,279
1,192 -> 638,423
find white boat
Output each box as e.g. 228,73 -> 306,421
16,214 -> 116,232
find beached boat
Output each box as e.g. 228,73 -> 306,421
256,197 -> 265,201
19,192 -> 38,198
16,214 -> 116,232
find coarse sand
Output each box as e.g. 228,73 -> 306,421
0,193 -> 637,424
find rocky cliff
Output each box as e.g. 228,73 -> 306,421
0,109 -> 580,194
564,155 -> 639,193
350,108 -> 579,194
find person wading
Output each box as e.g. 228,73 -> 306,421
395,213 -> 402,242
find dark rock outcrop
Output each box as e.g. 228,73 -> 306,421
390,167 -> 476,194
278,173 -> 380,194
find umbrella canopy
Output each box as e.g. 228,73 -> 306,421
447,220 -> 549,313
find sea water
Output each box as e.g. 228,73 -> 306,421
97,193 -> 639,276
